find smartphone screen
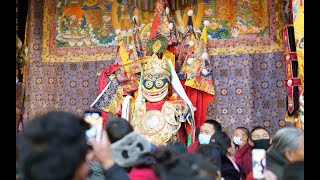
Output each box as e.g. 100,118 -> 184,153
252,149 -> 266,179
83,110 -> 103,143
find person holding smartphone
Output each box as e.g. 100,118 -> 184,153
250,126 -> 272,151
18,111 -> 129,180
83,110 -> 103,144
245,126 -> 273,180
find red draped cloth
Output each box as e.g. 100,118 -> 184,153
146,99 -> 166,111
180,80 -> 215,128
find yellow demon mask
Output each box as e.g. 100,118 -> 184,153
142,55 -> 171,102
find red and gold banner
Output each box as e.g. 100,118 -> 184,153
292,0 -> 304,89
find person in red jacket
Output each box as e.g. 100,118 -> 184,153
233,127 -> 252,179
187,119 -> 222,153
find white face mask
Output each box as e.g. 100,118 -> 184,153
198,134 -> 212,144
233,136 -> 243,145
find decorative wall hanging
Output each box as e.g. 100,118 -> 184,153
42,0 -> 118,62
42,0 -> 284,61
292,0 -> 304,89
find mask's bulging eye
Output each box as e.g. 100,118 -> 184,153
144,81 -> 153,89
155,80 -> 164,88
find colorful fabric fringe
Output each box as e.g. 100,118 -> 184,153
97,64 -> 119,124
149,0 -> 178,46
91,76 -> 123,115
176,16 -> 215,129
117,0 -> 196,11
168,0 -> 197,10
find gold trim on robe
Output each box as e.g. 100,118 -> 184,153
132,100 -> 187,146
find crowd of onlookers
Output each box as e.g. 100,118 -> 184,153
16,111 -> 304,180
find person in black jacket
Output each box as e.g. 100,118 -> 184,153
266,127 -> 304,180
197,144 -> 222,171
282,161 -> 304,180
210,131 -> 241,180
89,117 -> 156,180
18,111 -> 129,180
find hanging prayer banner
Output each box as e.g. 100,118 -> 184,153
42,0 -> 118,62
292,0 -> 304,89
42,0 -> 284,62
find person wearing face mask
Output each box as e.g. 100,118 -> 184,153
187,119 -> 222,153
245,126 -> 272,180
209,131 -> 241,180
246,127 -> 304,180
250,126 -> 272,150
233,127 -> 252,179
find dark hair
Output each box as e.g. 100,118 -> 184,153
105,117 -> 133,143
133,146 -> 176,169
165,141 -> 188,156
283,161 -> 304,180
209,131 -> 232,156
197,144 -> 222,170
133,152 -> 157,168
235,126 -> 250,138
18,111 -> 90,180
250,126 -> 270,140
156,152 -> 219,180
203,119 -> 222,132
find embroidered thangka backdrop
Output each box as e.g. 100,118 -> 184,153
22,0 -> 117,122
205,0 -> 295,134
23,0 -> 294,134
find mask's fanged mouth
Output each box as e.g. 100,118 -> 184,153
143,88 -> 168,99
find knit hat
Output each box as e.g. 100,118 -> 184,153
111,131 -> 152,167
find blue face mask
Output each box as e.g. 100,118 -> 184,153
198,134 -> 212,144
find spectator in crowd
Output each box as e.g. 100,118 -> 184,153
128,151 -> 159,180
105,117 -> 152,171
129,145 -> 187,180
128,145 -> 185,180
18,111 -> 128,180
246,126 -> 273,180
266,127 -> 304,179
89,116 -> 154,179
165,141 -> 188,156
188,119 -> 222,153
233,127 -> 252,179
282,161 -> 304,180
250,126 -> 272,150
210,131 -> 241,180
88,116 -> 134,179
197,144 -> 222,170
155,150 -> 220,180
105,117 -> 134,143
